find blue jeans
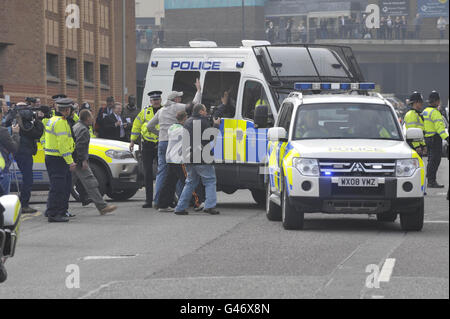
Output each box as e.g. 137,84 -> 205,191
14,152 -> 34,207
0,170 -> 11,196
175,164 -> 217,212
154,141 -> 168,205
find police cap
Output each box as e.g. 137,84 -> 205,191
408,91 -> 423,104
148,91 -> 162,100
52,94 -> 67,100
56,98 -> 74,109
428,90 -> 440,103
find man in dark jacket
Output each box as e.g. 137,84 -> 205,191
0,106 -> 20,195
174,104 -> 221,215
121,95 -> 140,142
72,110 -> 117,215
4,103 -> 44,214
95,96 -> 115,138
103,103 -> 128,141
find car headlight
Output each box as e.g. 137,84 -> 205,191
293,158 -> 320,176
105,149 -> 134,160
396,159 -> 419,177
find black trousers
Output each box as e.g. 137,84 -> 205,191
159,163 -> 185,209
142,141 -> 157,204
425,135 -> 442,183
45,156 -> 72,217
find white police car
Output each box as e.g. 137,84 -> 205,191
266,82 -> 426,231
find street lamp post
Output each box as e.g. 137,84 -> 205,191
242,0 -> 245,40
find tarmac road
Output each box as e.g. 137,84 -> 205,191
0,162 -> 448,299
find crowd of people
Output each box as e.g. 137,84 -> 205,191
0,78 -> 227,222
266,15 -> 448,43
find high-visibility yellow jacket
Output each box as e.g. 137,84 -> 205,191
130,106 -> 159,143
423,106 -> 449,140
44,116 -> 75,165
404,109 -> 426,148
0,153 -> 5,171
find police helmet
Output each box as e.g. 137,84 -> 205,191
428,91 -> 440,103
408,91 -> 423,104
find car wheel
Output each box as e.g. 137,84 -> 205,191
107,188 -> 139,201
266,183 -> 281,221
90,162 -> 108,196
377,211 -> 398,222
0,262 -> 7,283
400,199 -> 424,231
251,189 -> 266,207
281,178 -> 304,230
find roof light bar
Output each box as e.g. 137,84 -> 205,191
294,82 -> 376,92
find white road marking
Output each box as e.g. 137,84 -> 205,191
80,255 -> 138,261
378,258 -> 396,283
424,221 -> 449,224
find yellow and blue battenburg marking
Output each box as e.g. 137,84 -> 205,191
214,119 -> 269,164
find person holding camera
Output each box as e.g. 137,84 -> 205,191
4,102 -> 44,214
0,106 -> 20,196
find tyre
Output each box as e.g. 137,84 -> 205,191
90,162 -> 108,196
377,211 -> 398,222
0,262 -> 7,283
251,189 -> 266,207
400,199 -> 424,231
107,188 -> 139,201
266,184 -> 281,221
281,179 -> 304,230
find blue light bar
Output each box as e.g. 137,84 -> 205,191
294,82 -> 376,92
151,61 -> 158,68
359,82 -> 376,90
236,62 -> 245,68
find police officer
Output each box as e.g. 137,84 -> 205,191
404,92 -> 427,156
129,91 -> 162,208
44,98 -> 76,223
423,91 -> 449,188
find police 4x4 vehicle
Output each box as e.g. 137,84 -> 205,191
144,41 -> 371,205
266,83 -> 426,231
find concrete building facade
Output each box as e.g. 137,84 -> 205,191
0,0 -> 136,112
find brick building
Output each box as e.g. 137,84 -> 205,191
0,0 -> 136,113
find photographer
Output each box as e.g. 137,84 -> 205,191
0,106 -> 20,196
4,102 -> 44,214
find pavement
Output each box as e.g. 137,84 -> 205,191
0,162 -> 448,299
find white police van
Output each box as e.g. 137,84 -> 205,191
266,83 -> 426,231
142,41 -> 381,205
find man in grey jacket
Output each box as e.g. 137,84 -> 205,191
147,79 -> 202,208
72,110 -> 117,215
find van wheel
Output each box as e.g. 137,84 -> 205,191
266,184 -> 281,221
281,181 -> 304,230
90,162 -> 108,196
251,189 -> 266,207
107,189 -> 139,201
400,199 -> 424,231
0,262 -> 7,283
377,211 -> 397,222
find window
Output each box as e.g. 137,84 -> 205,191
293,104 -> 402,140
242,81 -> 271,121
172,71 -> 200,104
278,102 -> 294,132
202,72 -> 241,113
100,64 -> 109,86
84,61 -> 94,83
46,53 -> 59,78
66,58 -> 77,82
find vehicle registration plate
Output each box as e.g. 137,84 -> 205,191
338,177 -> 378,187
